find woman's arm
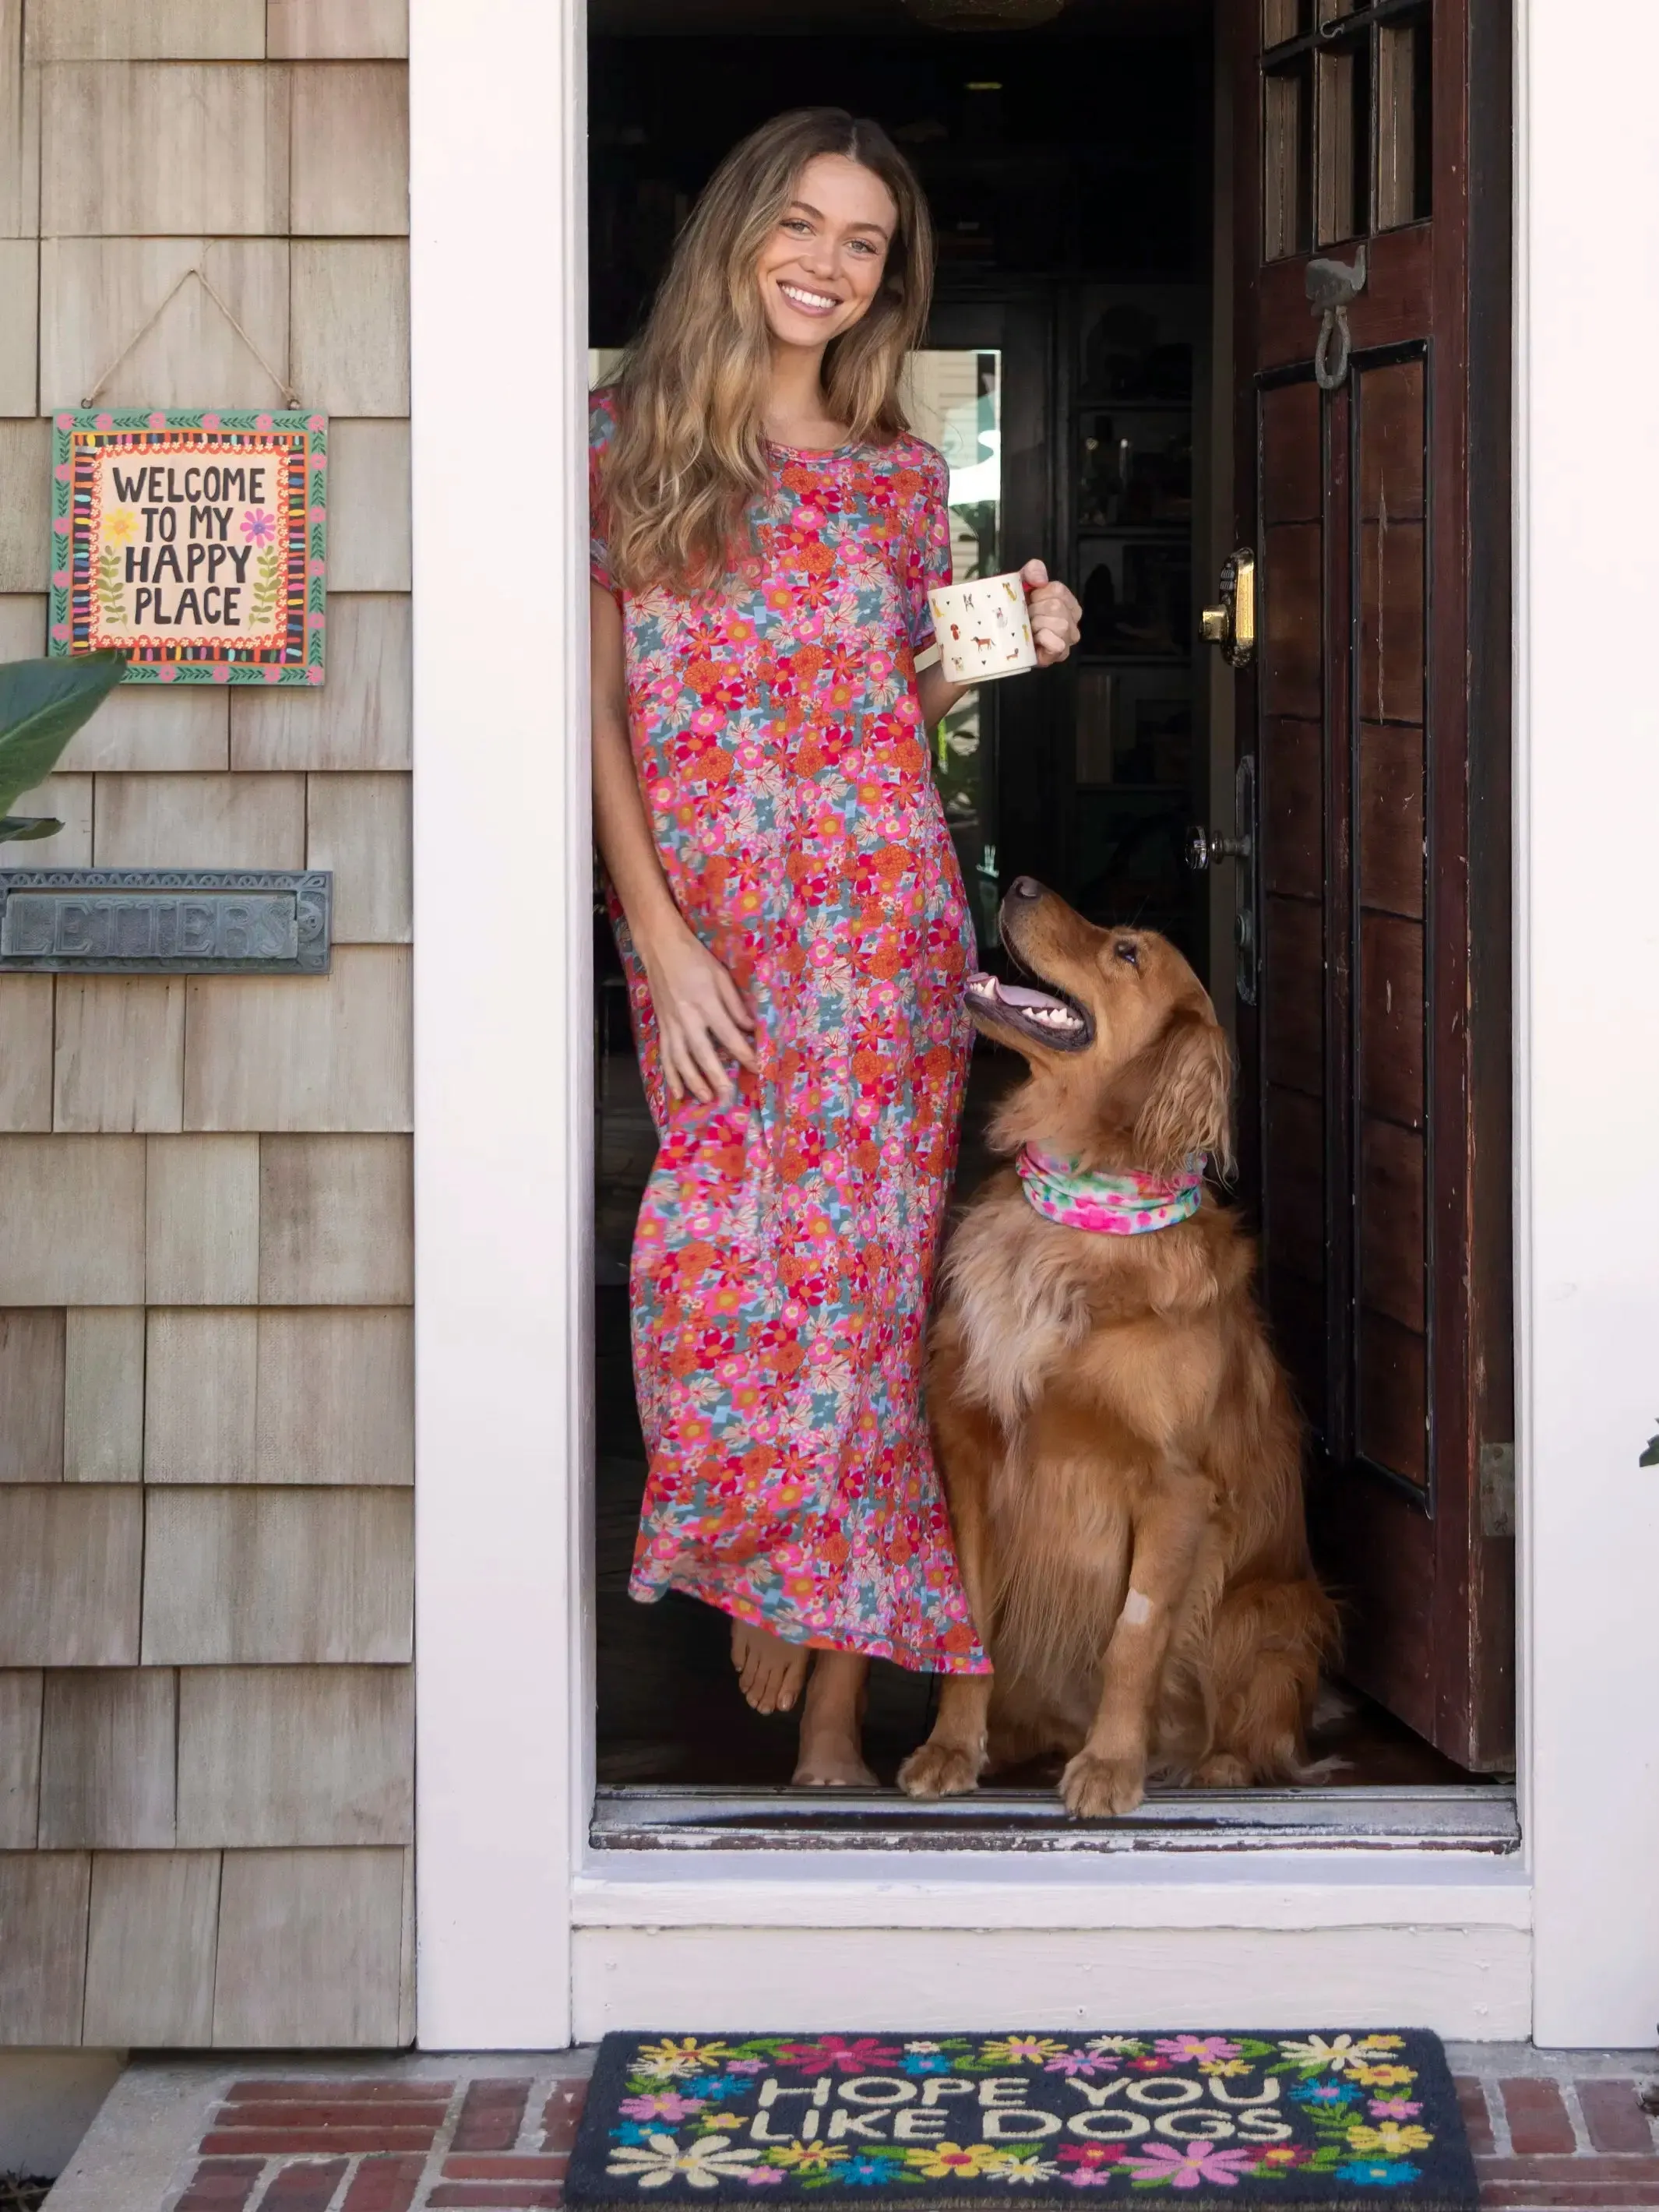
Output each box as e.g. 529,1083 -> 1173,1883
916,662 -> 970,733
590,581 -> 756,1104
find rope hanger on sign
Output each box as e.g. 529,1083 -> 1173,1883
79,260 -> 300,411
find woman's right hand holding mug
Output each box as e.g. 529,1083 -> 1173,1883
635,914 -> 758,1105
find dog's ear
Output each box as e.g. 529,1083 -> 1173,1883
1133,1011 -> 1234,1177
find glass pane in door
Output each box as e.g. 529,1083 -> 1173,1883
900,347 -> 1003,942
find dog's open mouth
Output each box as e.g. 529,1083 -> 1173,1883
963,969 -> 1094,1051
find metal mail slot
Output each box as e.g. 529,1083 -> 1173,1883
0,870 -> 331,974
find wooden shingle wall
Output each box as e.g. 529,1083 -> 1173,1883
0,0 -> 414,2048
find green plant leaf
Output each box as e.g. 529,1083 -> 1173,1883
1642,1427 -> 1659,1468
0,814 -> 65,841
0,653 -> 125,817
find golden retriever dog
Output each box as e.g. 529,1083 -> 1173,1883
900,876 -> 1336,1818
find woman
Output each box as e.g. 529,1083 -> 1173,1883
590,106 -> 1080,1785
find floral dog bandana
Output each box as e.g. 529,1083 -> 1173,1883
1016,1147 -> 1204,1236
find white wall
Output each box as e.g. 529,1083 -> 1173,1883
1522,0 -> 1659,2046
409,0 -> 590,2049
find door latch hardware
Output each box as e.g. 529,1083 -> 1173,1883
1187,826 -> 1252,871
1199,546 -> 1256,667
1479,1442 -> 1516,1538
1185,755 -> 1259,1006
1307,245 -> 1368,389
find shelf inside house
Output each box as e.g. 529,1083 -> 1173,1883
1065,284 -> 1206,967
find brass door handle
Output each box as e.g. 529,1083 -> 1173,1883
1199,546 -> 1256,667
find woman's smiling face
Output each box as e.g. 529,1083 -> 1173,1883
756,153 -> 897,350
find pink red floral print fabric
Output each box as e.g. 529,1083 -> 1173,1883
1015,1149 -> 1206,1236
590,391 -> 987,1674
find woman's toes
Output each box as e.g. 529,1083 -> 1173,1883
730,1621 -> 808,1714
769,1647 -> 809,1714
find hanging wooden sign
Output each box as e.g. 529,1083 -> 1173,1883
48,407 -> 326,686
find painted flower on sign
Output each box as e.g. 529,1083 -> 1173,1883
1155,2036 -> 1242,2064
838,2155 -> 907,2187
104,508 -> 139,545
1291,2080 -> 1358,2108
605,2133 -> 763,2190
1122,2143 -> 1259,2189
765,2143 -> 847,2175
1277,2034 -> 1367,2074
1346,2122 -> 1433,2157
983,2154 -> 1062,2184
982,2036 -> 1069,2066
904,2142 -> 1002,2180
1043,2049 -> 1117,2078
777,2037 -> 900,2074
636,2038 -> 731,2077
240,508 -> 277,547
619,2092 -> 706,2122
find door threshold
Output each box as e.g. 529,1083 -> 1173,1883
590,1781 -> 1519,1854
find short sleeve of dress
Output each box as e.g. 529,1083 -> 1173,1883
905,445 -> 953,675
589,390 -> 618,594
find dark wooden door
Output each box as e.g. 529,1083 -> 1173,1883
1221,0 -> 1513,1769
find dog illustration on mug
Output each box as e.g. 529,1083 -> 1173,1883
931,575 -> 1039,680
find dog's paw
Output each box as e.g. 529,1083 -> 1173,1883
1191,1752 -> 1252,1788
898,1739 -> 984,1799
1060,1749 -> 1146,1819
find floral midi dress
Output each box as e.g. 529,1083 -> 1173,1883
590,391 -> 988,1674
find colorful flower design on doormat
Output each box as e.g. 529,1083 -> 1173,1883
565,2031 -> 1478,2207
48,409 -> 326,685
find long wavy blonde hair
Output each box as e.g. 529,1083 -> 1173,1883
597,107 -> 935,596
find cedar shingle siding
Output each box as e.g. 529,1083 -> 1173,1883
0,0 -> 414,2046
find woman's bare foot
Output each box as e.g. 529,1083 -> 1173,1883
731,1618 -> 809,1714
793,1650 -> 876,1787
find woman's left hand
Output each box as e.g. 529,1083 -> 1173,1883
1021,558 -> 1082,667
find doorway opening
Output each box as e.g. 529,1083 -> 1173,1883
586,0 -> 1515,1843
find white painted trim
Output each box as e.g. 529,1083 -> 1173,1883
572,1858 -> 1532,1932
1521,0 -> 1659,2048
409,0 -> 590,2051
572,1926 -> 1533,2041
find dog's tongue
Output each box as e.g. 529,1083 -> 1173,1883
970,973 -> 1065,1010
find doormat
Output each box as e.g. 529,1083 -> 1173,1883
565,2031 -> 1477,2210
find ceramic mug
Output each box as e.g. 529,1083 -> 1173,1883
927,572 -> 1039,685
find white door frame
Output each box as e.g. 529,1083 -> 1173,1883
409,0 -> 1659,2051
